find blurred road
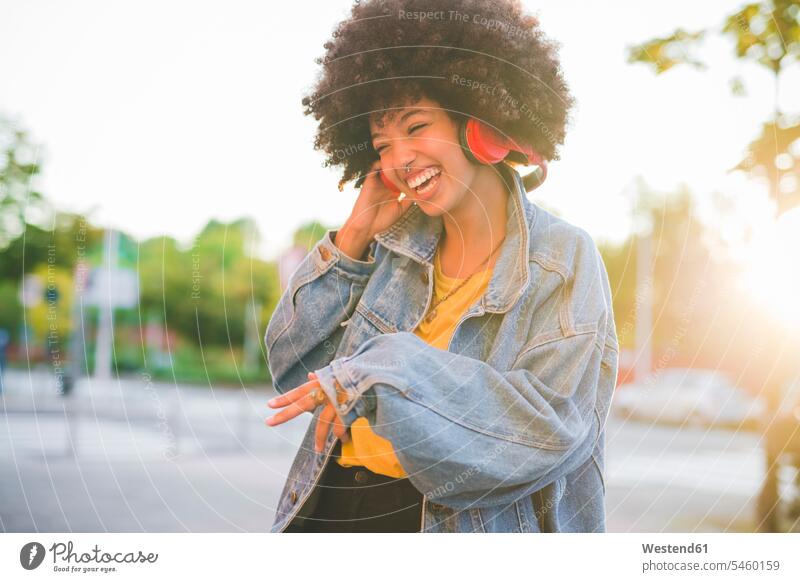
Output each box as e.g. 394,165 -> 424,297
605,413 -> 766,532
0,368 -> 770,532
0,368 -> 308,532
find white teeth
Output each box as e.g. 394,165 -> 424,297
416,172 -> 439,194
407,166 -> 441,188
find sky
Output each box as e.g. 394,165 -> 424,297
2,0 -> 797,260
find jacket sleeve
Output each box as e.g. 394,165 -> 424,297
264,229 -> 378,395
312,318 -> 613,510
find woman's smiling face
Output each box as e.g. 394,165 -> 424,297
369,97 -> 478,216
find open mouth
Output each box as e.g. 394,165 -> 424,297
407,166 -> 442,195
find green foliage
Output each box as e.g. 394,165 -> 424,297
628,1 -> 800,78
293,220 -> 330,251
135,218 -> 278,350
722,1 -> 800,75
627,0 -> 800,215
0,116 -> 46,250
144,341 -> 270,387
732,117 -> 800,214
626,28 -> 706,74
0,280 -> 21,339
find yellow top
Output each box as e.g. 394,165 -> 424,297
336,247 -> 494,477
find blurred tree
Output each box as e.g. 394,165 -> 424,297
292,220 -> 329,251
0,211 -> 103,280
0,116 -> 46,250
632,183 -> 721,364
627,0 -> 800,215
598,238 -> 637,351
136,217 -> 278,351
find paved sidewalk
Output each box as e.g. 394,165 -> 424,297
0,368 -> 776,532
1,368 -> 309,532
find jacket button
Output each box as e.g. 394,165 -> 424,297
420,270 -> 429,284
319,246 -> 332,261
289,490 -> 298,504
354,470 -> 369,484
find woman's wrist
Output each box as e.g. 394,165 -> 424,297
334,221 -> 373,261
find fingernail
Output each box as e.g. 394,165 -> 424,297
266,417 -> 274,425
267,398 -> 276,406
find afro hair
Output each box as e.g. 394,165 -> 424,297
302,0 -> 576,190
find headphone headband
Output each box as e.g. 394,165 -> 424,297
459,118 -> 547,191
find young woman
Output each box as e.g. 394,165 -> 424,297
264,0 -> 619,533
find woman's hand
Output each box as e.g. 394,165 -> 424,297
265,372 -> 351,452
346,160 -> 415,239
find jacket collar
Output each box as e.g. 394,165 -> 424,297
374,163 -> 535,314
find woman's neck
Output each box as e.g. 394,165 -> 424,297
437,166 -> 509,277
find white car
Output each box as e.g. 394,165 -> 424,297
613,368 -> 765,430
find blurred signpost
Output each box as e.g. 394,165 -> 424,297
17,274 -> 43,369
83,229 -> 139,381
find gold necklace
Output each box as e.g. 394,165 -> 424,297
423,235 -> 506,324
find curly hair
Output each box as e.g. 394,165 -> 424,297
302,0 -> 575,190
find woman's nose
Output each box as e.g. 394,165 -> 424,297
391,142 -> 417,178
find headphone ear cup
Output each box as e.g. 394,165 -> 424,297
380,167 -> 399,193
460,118 -> 511,165
458,117 -> 481,165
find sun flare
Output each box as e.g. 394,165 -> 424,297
740,207 -> 800,326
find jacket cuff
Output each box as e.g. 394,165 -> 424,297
314,357 -> 376,427
313,229 -> 376,279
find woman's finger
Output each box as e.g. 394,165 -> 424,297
332,415 -> 351,443
265,391 -> 317,426
314,404 -> 337,452
267,378 -> 318,409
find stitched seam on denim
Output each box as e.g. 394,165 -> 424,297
559,287 -> 572,337
400,390 -> 577,449
334,358 -> 360,411
485,170 -> 530,313
591,452 -> 605,495
529,253 -> 570,281
471,508 -> 486,533
515,500 -> 527,533
265,269 -> 318,355
600,342 -> 618,369
375,207 -> 436,262
331,240 -> 378,271
511,325 -> 598,367
508,182 -> 530,309
604,335 -> 620,354
355,303 -> 398,334
330,262 -> 374,283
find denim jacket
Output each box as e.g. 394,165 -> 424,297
264,163 -> 619,533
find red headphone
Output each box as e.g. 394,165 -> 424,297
379,117 -> 547,193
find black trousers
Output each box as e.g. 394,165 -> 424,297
285,440 -> 423,533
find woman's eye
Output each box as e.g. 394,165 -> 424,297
374,145 -> 387,154
409,123 -> 428,133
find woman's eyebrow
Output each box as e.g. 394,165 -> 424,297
370,109 -> 426,141
372,109 -> 427,139
399,108 -> 426,123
